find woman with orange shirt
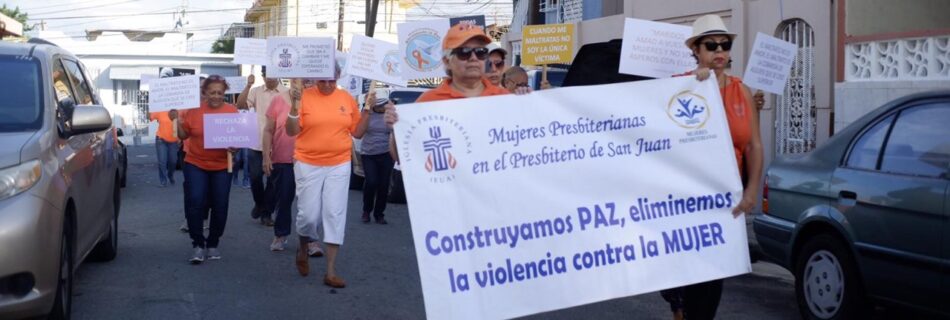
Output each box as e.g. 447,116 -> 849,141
286,68 -> 368,288
660,15 -> 764,320
176,75 -> 239,264
150,109 -> 179,187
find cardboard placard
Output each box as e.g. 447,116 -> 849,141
521,23 -> 574,65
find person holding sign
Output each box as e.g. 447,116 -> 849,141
237,66 -> 290,227
661,14 -> 765,320
149,109 -> 179,187
176,75 -> 239,264
285,66 -> 368,288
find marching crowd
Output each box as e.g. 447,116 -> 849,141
148,14 -> 762,319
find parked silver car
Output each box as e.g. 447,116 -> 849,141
0,39 -> 121,319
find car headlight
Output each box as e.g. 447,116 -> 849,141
0,160 -> 42,201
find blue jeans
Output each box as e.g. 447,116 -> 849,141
183,163 -> 232,248
266,163 -> 295,237
155,137 -> 179,185
246,150 -> 268,213
362,153 -> 394,219
232,149 -> 250,186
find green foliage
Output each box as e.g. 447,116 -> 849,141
0,4 -> 32,32
211,38 -> 235,54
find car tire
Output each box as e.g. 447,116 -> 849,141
90,181 -> 119,261
794,234 -> 868,320
49,218 -> 73,320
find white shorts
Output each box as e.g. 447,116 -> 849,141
294,161 -> 351,245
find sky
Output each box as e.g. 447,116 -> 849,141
4,0 -> 513,53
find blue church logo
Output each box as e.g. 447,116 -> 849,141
423,126 -> 456,172
279,48 -> 293,68
667,91 -> 710,129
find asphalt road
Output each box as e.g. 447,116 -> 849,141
71,144 -> 802,319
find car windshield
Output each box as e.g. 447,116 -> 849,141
0,55 -> 43,132
390,91 -> 423,105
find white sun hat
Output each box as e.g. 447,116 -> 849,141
685,14 -> 737,48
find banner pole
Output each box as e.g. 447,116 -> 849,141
542,64 -> 548,87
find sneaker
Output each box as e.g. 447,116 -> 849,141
270,237 -> 287,251
189,248 -> 205,264
307,242 -> 324,257
261,216 -> 275,226
179,221 -> 189,233
207,248 -> 222,260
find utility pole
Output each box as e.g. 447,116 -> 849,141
364,0 -> 381,37
337,0 -> 345,50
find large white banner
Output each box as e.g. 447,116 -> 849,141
394,77 -> 751,319
347,35 -> 407,87
266,37 -> 336,79
398,19 -> 450,80
147,75 -> 200,112
619,18 -> 695,78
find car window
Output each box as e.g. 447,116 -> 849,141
880,104 -> 950,178
0,55 -> 43,132
52,59 -> 74,103
846,114 -> 894,170
62,59 -> 96,105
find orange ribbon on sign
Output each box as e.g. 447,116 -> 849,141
387,62 -> 394,74
412,50 -> 426,69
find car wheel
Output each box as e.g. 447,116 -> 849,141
795,234 -> 867,319
49,220 -> 73,320
91,182 -> 119,261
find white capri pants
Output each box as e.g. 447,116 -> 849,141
294,161 -> 351,245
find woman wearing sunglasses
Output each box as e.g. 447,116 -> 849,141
659,14 -> 764,320
176,75 -> 239,264
285,66 -> 369,288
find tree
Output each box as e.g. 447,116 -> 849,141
211,38 -> 235,54
0,4 -> 32,32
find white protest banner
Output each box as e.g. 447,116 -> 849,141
347,35 -> 408,87
203,113 -> 260,149
147,75 -> 200,112
619,18 -> 694,78
394,76 -> 750,319
338,74 -> 365,98
398,19 -> 450,80
266,37 -> 336,79
743,32 -> 797,94
225,76 -> 248,94
139,74 -> 157,91
233,38 -> 268,65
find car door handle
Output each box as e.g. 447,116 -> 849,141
839,190 -> 857,199
838,190 -> 857,208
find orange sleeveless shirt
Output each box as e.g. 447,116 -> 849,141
721,76 -> 753,177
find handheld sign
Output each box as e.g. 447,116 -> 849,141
398,19 -> 450,80
449,15 -> 486,30
394,75 -> 750,319
266,37 -> 336,79
618,18 -> 694,78
203,113 -> 260,150
347,35 -> 408,87
743,32 -> 797,95
521,23 -> 574,65
233,38 -> 268,65
225,76 -> 248,94
147,75 -> 200,112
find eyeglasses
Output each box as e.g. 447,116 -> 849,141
316,79 -> 337,84
701,40 -> 733,52
489,60 -> 505,70
451,47 -> 489,61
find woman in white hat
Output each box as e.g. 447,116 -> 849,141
663,14 -> 764,320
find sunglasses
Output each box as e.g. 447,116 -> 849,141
452,47 -> 489,61
701,40 -> 733,52
316,79 -> 337,84
489,60 -> 505,69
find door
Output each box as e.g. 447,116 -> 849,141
830,101 -> 949,310
775,19 -> 817,155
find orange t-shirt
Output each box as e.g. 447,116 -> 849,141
416,77 -> 510,102
180,102 -> 239,171
294,89 -> 360,166
721,76 -> 753,177
149,111 -> 178,143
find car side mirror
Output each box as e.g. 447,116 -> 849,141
68,105 -> 113,136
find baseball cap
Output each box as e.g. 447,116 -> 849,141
487,43 -> 507,58
442,23 -> 493,50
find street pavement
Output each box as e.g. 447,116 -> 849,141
72,144 -> 801,319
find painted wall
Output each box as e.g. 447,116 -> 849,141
846,0 -> 950,36
834,80 -> 950,132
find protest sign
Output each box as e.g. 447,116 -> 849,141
398,19 -> 450,80
225,76 -> 248,94
139,74 -> 157,91
743,32 -> 797,94
347,35 -> 408,87
338,74 -> 365,97
521,23 -> 574,65
203,113 -> 260,149
394,76 -> 750,319
449,15 -> 486,29
266,37 -> 336,78
233,38 -> 268,65
619,18 -> 694,78
147,75 -> 200,112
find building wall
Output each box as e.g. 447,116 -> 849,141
846,0 -> 950,36
834,80 -> 950,131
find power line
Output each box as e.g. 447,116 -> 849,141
31,0 -> 143,17
28,8 -> 248,21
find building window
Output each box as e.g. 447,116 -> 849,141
316,22 -> 328,29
